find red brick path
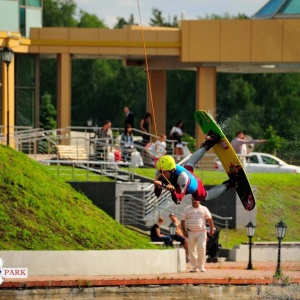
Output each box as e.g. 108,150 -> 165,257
2,261 -> 300,288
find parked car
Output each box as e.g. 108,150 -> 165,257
215,152 -> 300,174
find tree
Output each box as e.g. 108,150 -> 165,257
43,0 -> 78,27
149,9 -> 178,27
260,126 -> 285,156
166,70 -> 196,135
40,92 -> 57,130
71,59 -> 146,127
114,14 -> 137,29
41,0 -> 80,116
199,13 -> 249,20
78,11 -> 106,28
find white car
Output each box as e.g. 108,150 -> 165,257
215,152 -> 300,174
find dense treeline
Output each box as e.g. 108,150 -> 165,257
40,0 -> 300,163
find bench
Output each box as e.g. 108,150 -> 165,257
149,241 -> 165,246
149,241 -> 181,247
56,145 -> 88,160
173,241 -> 181,247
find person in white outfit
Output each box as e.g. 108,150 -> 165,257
181,197 -> 214,273
170,120 -> 184,162
155,134 -> 167,158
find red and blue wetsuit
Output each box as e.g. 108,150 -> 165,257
154,164 -> 207,203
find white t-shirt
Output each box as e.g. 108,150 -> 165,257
181,205 -> 212,233
170,126 -> 183,147
170,126 -> 183,138
155,140 -> 166,157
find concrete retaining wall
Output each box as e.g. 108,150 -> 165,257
1,284 -> 299,300
0,249 -> 186,276
229,242 -> 300,261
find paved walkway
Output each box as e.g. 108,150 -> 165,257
2,261 -> 300,288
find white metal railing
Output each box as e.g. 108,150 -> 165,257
41,160 -> 133,181
119,190 -> 232,243
0,125 -> 34,144
119,188 -> 172,229
13,126 -> 192,167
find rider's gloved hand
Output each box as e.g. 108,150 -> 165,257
223,178 -> 238,190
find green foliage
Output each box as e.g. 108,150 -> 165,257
40,92 -> 57,130
260,125 -> 285,155
216,71 -> 300,163
166,70 -> 196,135
71,59 -> 146,127
78,10 -> 106,28
182,133 -> 196,153
200,13 -> 249,20
149,9 -> 178,27
114,14 -> 137,29
43,0 -> 78,27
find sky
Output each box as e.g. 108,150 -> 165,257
74,0 -> 270,28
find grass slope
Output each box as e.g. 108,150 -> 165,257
0,145 -> 156,250
1,144 -> 299,250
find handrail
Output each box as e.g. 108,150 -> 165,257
119,190 -> 233,244
211,214 -> 232,221
13,128 -> 43,137
13,126 -> 193,166
41,159 -> 133,182
41,159 -> 131,167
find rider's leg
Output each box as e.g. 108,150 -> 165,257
185,147 -> 206,169
205,184 -> 227,201
205,176 -> 240,201
185,130 -> 221,169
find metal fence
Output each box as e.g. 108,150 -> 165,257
8,126 -> 193,168
119,186 -> 232,245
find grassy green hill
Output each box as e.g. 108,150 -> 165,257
1,144 -> 299,250
0,145 -> 156,250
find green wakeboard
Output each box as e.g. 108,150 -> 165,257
194,110 -> 256,211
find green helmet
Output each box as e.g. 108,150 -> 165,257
156,155 -> 176,171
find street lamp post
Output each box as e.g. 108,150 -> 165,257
275,219 -> 287,277
169,221 -> 180,271
169,222 -> 177,236
0,47 -> 14,146
245,221 -> 256,270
